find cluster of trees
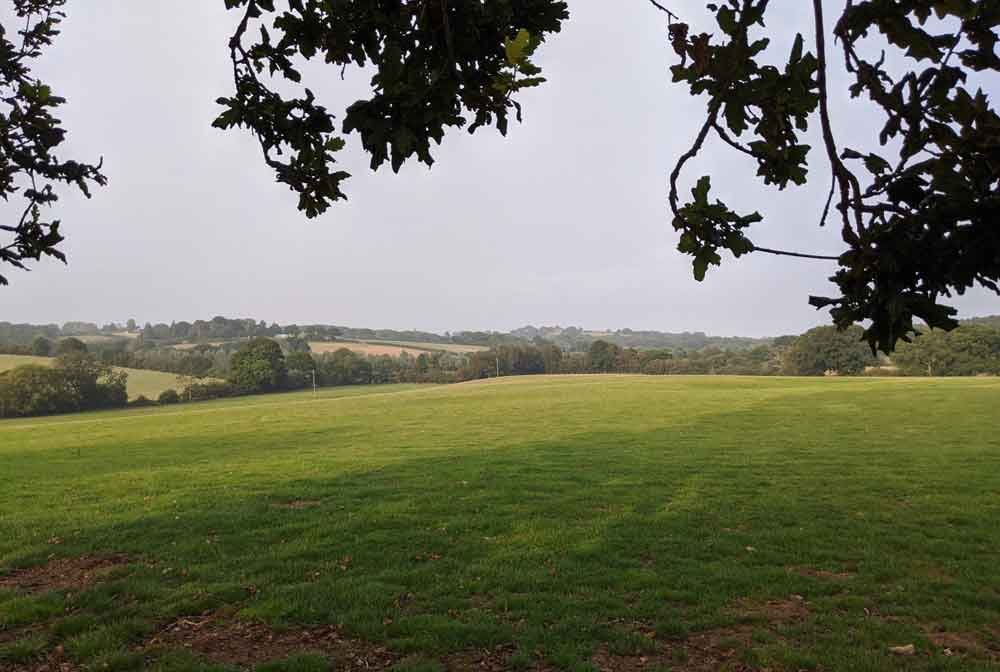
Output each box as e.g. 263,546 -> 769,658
782,326 -> 878,376
227,339 -> 467,393
892,325 -> 1000,377
134,317 -> 343,343
161,339 -> 468,404
510,325 -> 769,353
0,317 -> 346,349
458,340 -> 788,379
4,318 -> 777,354
0,352 -> 128,418
0,323 -> 62,348
458,327 -> 883,380
1,335 -> 91,358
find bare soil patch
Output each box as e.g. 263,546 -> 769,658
0,555 -> 130,594
271,499 -> 322,510
925,626 -> 1000,660
590,596 -> 811,671
439,644 -> 519,671
591,625 -> 758,672
790,566 -> 856,581
730,596 -> 810,623
144,611 -> 398,670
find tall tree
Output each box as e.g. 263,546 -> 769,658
229,337 -> 287,392
30,335 -> 50,356
785,325 -> 876,376
0,1 -> 106,286
661,0 -> 999,351
1,1 -> 997,352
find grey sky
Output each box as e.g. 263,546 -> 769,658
0,1 -> 996,336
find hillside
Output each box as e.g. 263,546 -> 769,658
963,314 -> 1000,328
0,354 -> 201,401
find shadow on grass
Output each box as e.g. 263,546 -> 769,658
3,410 -> 999,670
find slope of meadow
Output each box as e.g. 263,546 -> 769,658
0,354 -> 195,401
0,376 -> 998,671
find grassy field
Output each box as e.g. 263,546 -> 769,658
0,355 -> 50,370
0,376 -> 998,671
0,355 -> 198,401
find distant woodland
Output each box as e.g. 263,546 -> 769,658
1,315 -> 998,418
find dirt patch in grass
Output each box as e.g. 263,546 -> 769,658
271,500 -> 322,510
144,611 -> 398,670
790,566 -> 856,581
0,555 -> 130,594
924,626 -> 1000,660
730,595 -> 810,623
590,597 -> 810,671
591,625 -> 757,672
439,644 -> 520,671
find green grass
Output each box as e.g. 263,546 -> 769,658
1,376 -> 998,671
0,354 -> 50,370
0,354 -> 206,401
118,368 -> 195,401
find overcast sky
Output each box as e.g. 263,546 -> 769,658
0,1 -> 996,336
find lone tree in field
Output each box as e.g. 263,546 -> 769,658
30,335 -> 51,357
230,337 -> 287,393
1,0 -> 997,351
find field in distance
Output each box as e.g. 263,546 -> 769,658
0,354 -> 204,401
172,340 -> 487,356
308,340 -> 487,357
359,339 -> 489,354
1,375 -> 998,671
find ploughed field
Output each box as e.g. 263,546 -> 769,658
0,376 -> 998,672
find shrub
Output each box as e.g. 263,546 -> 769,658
56,337 -> 88,356
0,365 -> 77,417
183,381 -> 240,402
30,336 -> 52,357
54,353 -> 128,411
129,395 -> 157,408
158,389 -> 180,405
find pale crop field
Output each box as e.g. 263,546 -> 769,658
360,340 -> 490,354
0,355 -> 50,370
308,341 -> 437,357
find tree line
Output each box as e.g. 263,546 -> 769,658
1,317 -> 777,352
2,321 -> 999,419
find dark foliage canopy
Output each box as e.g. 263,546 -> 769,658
784,325 -> 876,376
664,0 -> 999,352
1,0 -> 997,352
229,337 -> 287,392
0,0 -> 105,286
214,0 -> 568,216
